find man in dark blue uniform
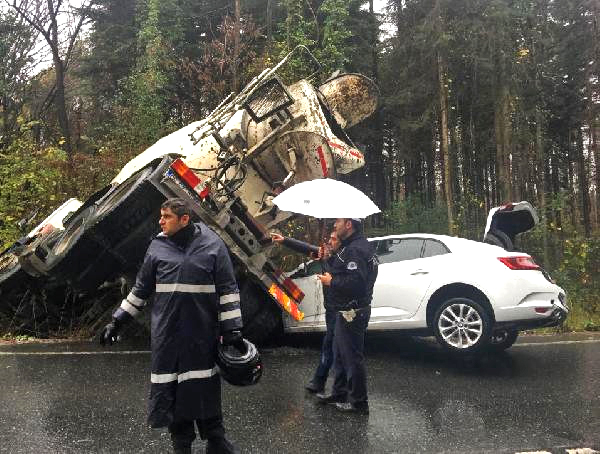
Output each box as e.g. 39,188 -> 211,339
100,198 -> 243,454
316,218 -> 378,414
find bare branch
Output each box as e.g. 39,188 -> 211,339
6,0 -> 51,42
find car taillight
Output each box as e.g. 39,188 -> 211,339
498,256 -> 540,270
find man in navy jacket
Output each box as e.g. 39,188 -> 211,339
100,198 -> 242,454
316,218 -> 378,414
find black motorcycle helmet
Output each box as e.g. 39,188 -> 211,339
216,338 -> 262,386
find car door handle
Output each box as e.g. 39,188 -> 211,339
410,269 -> 429,275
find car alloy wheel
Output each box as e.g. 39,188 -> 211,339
434,297 -> 491,354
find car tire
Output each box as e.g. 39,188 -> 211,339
484,228 -> 513,251
239,278 -> 283,345
487,329 -> 519,352
433,297 -> 492,355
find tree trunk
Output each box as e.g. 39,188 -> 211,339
593,121 -> 600,229
438,52 -> 454,234
233,0 -> 241,93
48,0 -> 72,155
535,106 -> 549,267
266,0 -> 273,44
567,129 -> 578,228
369,0 -> 385,226
494,79 -> 512,203
575,127 -> 591,236
426,128 -> 436,206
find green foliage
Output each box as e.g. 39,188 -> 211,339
0,123 -> 69,249
0,333 -> 36,342
122,0 -> 171,147
272,0 -> 354,83
0,9 -> 36,141
371,195 -> 450,237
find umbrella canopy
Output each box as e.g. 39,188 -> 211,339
272,178 -> 381,219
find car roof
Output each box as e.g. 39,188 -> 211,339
368,233 -> 502,253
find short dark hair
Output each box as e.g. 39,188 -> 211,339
349,219 -> 363,233
161,198 -> 191,218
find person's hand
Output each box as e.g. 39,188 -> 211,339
318,244 -> 331,260
100,320 -> 120,346
317,272 -> 332,286
270,233 -> 284,243
222,330 -> 246,351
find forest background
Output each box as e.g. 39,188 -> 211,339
0,0 -> 598,331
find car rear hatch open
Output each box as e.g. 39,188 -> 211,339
483,201 -> 539,251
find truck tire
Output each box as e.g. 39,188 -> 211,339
239,278 -> 283,345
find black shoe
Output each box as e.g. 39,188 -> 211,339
172,444 -> 192,454
316,392 -> 346,404
334,401 -> 369,415
206,436 -> 239,454
305,379 -> 325,393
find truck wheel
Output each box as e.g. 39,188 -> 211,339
91,165 -> 165,248
239,278 -> 283,345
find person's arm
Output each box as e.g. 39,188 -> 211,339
101,247 -> 156,345
113,249 -> 156,323
271,232 -> 319,257
214,239 -> 243,336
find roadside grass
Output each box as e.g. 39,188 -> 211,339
562,300 -> 600,332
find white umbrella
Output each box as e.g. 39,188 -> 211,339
272,178 -> 380,219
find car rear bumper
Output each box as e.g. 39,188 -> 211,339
495,304 -> 568,331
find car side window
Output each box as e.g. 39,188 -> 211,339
422,239 -> 450,258
398,239 -> 424,261
375,239 -> 403,264
376,238 -> 424,263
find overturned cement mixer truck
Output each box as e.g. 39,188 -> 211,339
0,47 -> 378,343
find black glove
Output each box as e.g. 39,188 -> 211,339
100,319 -> 120,346
222,330 -> 246,352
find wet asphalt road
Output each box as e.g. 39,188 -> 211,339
0,332 -> 599,454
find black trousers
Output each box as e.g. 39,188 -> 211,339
331,306 -> 371,404
312,309 -> 336,382
168,416 -> 225,446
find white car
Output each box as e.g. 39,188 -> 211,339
284,203 -> 568,354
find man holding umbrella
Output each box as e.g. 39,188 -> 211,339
271,178 -> 380,414
315,218 -> 378,414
